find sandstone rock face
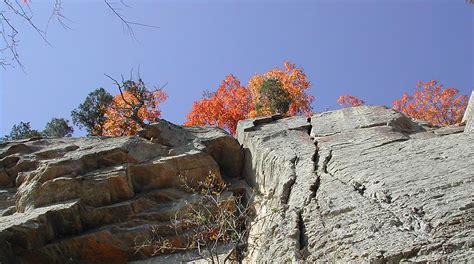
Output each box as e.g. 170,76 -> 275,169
0,121 -> 242,264
238,106 -> 474,263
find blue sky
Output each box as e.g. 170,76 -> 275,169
1,0 -> 473,136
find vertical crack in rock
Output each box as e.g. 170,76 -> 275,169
308,146 -> 320,202
308,176 -> 320,201
297,209 -> 308,252
303,119 -> 322,206
307,121 -> 321,204
280,156 -> 298,206
322,149 -> 333,174
306,117 -> 312,136
281,177 -> 296,206
309,138 -> 328,231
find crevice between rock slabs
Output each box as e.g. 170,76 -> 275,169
322,149 -> 333,174
280,177 -> 296,206
360,138 -> 410,155
280,156 -> 298,206
297,209 -> 308,252
308,176 -> 320,202
307,146 -> 320,203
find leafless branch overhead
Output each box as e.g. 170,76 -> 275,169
0,0 -> 158,69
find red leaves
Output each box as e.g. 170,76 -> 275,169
393,80 -> 468,126
184,74 -> 253,135
248,60 -> 313,117
337,94 -> 365,108
104,89 -> 168,136
185,61 -> 314,134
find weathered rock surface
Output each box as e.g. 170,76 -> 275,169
1,106 -> 473,263
239,106 -> 473,263
0,121 -> 243,264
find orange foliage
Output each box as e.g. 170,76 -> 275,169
184,74 -> 253,134
337,94 -> 365,108
104,89 -> 167,136
185,61 -> 313,134
248,61 -> 313,117
393,80 -> 468,126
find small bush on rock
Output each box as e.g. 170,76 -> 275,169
135,172 -> 278,263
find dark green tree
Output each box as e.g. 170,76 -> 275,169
5,122 -> 42,140
43,118 -> 74,138
71,88 -> 113,136
256,78 -> 291,115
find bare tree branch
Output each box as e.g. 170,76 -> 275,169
0,0 -> 158,69
104,0 -> 159,42
46,0 -> 73,32
104,71 -> 166,129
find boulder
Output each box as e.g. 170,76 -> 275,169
139,120 -> 243,179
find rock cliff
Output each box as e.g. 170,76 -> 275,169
0,105 -> 473,263
0,121 -> 243,263
239,105 -> 473,263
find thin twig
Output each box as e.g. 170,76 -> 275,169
104,0 -> 158,42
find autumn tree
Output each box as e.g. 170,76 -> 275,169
248,61 -> 313,117
186,61 -> 313,134
104,76 -> 168,136
393,80 -> 469,126
43,118 -> 74,138
256,78 -> 291,115
337,94 -> 365,108
71,88 -> 113,136
184,74 -> 253,135
5,121 -> 42,140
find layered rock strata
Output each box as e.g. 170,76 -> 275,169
0,121 -> 243,264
